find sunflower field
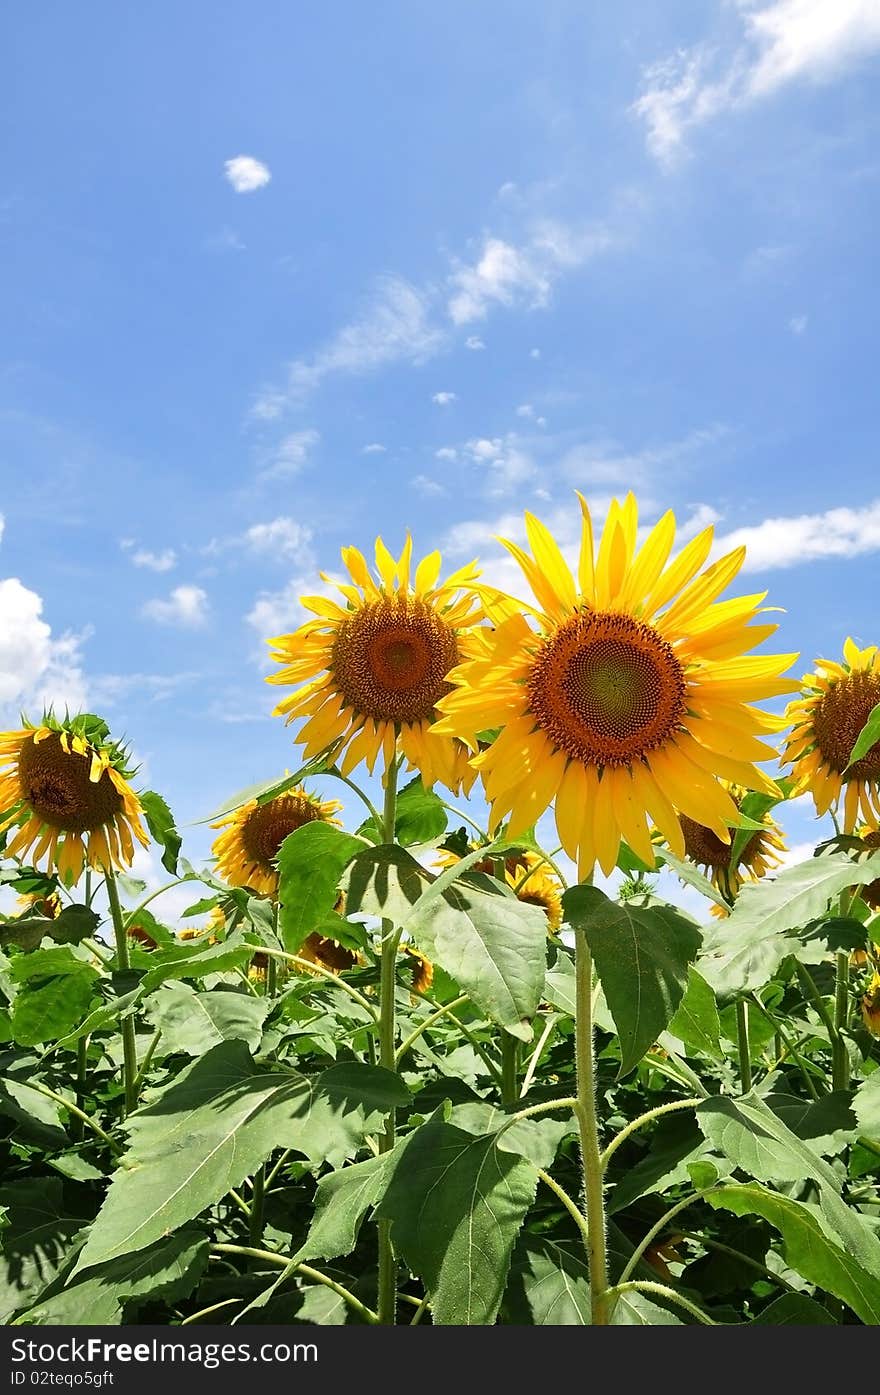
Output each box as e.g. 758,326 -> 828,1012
2,495 -> 880,1330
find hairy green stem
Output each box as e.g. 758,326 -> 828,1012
600,1097 -> 703,1172
832,950 -> 850,1091
104,866 -> 138,1117
500,1033 -> 519,1106
520,1014 -> 557,1097
28,1080 -> 120,1152
377,751 -> 400,1327
72,1035 -> 89,1142
536,1168 -> 591,1246
574,928 -> 609,1325
211,1244 -> 378,1324
249,1166 -> 266,1246
606,1280 -> 716,1325
735,999 -> 752,1093
394,994 -> 470,1065
619,1189 -> 711,1285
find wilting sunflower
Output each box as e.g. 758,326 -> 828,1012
855,828 -> 880,911
862,972 -> 880,1038
435,494 -> 795,876
783,640 -> 880,832
300,932 -> 358,975
402,943 -> 434,995
0,714 -> 149,883
212,788 -> 342,898
436,847 -> 564,933
666,782 -> 786,912
266,537 -> 483,791
15,891 -> 62,919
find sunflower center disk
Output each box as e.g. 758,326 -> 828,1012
241,796 -> 324,870
812,670 -> 880,778
680,814 -> 757,871
528,612 -> 686,766
18,733 -> 123,833
331,597 -> 459,724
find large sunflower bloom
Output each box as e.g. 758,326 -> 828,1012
437,847 -> 564,933
0,715 -> 148,883
435,494 -> 796,876
212,788 -> 342,898
782,639 -> 880,832
669,782 -> 786,914
266,537 -> 483,792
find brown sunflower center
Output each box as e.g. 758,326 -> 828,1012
330,596 -> 460,724
18,733 -> 123,834
527,611 -> 687,766
241,795 -> 326,870
680,814 -> 760,871
812,669 -> 880,778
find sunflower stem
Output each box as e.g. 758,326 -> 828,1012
500,1034 -> 519,1105
735,999 -> 752,1093
72,1034 -> 89,1142
104,865 -> 138,1118
574,926 -> 609,1325
377,750 -> 400,1326
832,950 -> 850,1091
249,1165 -> 266,1246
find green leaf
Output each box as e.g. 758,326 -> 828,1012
729,788 -> 788,870
449,1101 -> 574,1169
0,1179 -> 89,1323
610,1291 -> 684,1325
73,1044 -> 408,1271
563,885 -> 702,1076
697,1092 -> 880,1280
750,1293 -> 834,1324
707,1183 -> 880,1325
700,851 -> 880,998
608,1114 -> 718,1214
140,931 -> 257,992
53,987 -> 145,1050
298,1147 -> 403,1264
844,699 -> 880,772
506,1238 -> 591,1325
277,823 -> 365,953
765,1092 -> 858,1158
376,1110 -> 539,1325
0,904 -> 99,952
16,1230 -> 209,1325
658,849 -> 730,910
0,1075 -> 68,1148
145,983 -> 270,1056
666,967 -> 723,1061
11,972 -> 99,1047
359,776 -> 448,846
139,791 -> 182,876
197,756 -> 333,824
853,1071 -> 880,1139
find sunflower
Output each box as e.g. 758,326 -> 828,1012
436,847 -> 564,933
0,714 -> 149,883
266,537 -> 483,792
862,972 -> 880,1039
783,640 -> 880,832
15,891 -> 62,919
212,788 -> 342,898
300,932 -> 358,975
669,782 -> 786,912
435,493 -> 795,876
403,943 -> 434,995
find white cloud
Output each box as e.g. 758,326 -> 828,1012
530,347 -> 541,359
716,499 -> 880,572
448,222 -> 617,326
142,585 -> 209,628
411,475 -> 447,497
0,514 -> 5,546
465,335 -> 485,350
91,671 -> 196,706
224,155 -> 271,193
432,391 -> 457,405
0,576 -> 87,715
558,424 -> 729,489
246,574 -> 332,641
634,1 -> 880,164
435,447 -> 458,462
260,428 -> 320,478
244,517 -> 313,559
255,277 -> 443,411
789,313 -> 808,334
128,547 -> 177,573
516,403 -> 535,419
677,503 -> 722,542
362,442 -> 386,454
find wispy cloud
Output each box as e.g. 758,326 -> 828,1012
634,0 -> 880,165
447,221 -> 615,325
362,442 -> 386,454
259,428 -> 320,477
243,517 -> 314,559
716,499 -> 880,572
142,585 -> 209,628
224,155 -> 271,193
122,544 -> 177,572
557,424 -> 730,489
465,335 -> 485,350
432,391 -> 457,405
411,475 -> 447,497
789,313 -> 808,334
91,671 -> 197,705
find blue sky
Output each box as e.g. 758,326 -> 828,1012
2,1 -> 880,902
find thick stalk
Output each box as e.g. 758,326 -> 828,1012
500,1034 -> 518,1106
574,928 -> 609,1325
104,866 -> 138,1117
735,999 -> 752,1093
832,950 -> 850,1091
377,751 -> 400,1326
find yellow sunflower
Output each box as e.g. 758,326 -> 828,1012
402,943 -> 434,995
855,828 -> 880,912
436,847 -> 564,933
300,932 -> 359,975
862,972 -> 880,1039
783,639 -> 880,832
15,891 -> 62,919
0,714 -> 149,883
435,493 -> 796,876
668,782 -> 786,913
266,537 -> 483,792
212,788 -> 342,898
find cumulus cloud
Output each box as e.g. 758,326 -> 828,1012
716,499 -> 880,572
0,576 -> 87,715
411,475 -> 446,497
128,547 -> 177,572
142,585 -> 209,627
432,391 -> 457,405
362,442 -> 386,454
224,155 -> 271,193
634,0 -> 880,164
465,335 -> 485,350
244,517 -> 313,559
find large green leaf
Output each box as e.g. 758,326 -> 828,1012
697,1092 -> 880,1280
73,1043 -> 409,1272
563,885 -> 702,1076
0,1179 -> 88,1323
16,1230 -> 208,1325
139,790 -> 182,876
844,700 -> 880,771
610,1291 -> 683,1325
140,931 -> 257,992
707,1183 -> 880,1324
277,823 -> 365,953
359,776 -> 448,846
665,966 -> 723,1061
145,983 -> 270,1056
506,1238 -> 590,1325
657,849 -> 729,910
750,1293 -> 834,1324
376,1110 -> 539,1325
449,1101 -> 573,1169
348,845 -> 547,1040
854,1071 -> 880,1139
0,1075 -> 68,1148
10,949 -> 100,1047
298,1147 -> 403,1264
700,851 -> 880,998
0,904 -> 99,953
